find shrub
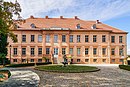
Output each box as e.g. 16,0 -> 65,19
119,65 -> 130,71
6,62 -> 52,67
0,69 -> 11,78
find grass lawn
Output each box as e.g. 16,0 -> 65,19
35,65 -> 100,73
119,65 -> 130,71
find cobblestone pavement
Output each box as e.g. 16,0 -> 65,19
1,66 -> 130,87
32,66 -> 130,87
0,68 -> 40,87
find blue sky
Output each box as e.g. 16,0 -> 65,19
6,0 -> 130,54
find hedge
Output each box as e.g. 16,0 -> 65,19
119,65 -> 130,71
6,62 -> 52,67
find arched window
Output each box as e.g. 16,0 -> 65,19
76,24 -> 80,29
92,24 -> 96,29
30,23 -> 36,28
15,24 -> 20,28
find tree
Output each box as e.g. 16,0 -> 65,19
0,0 -> 21,65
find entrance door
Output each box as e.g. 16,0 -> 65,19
128,61 -> 130,65
54,48 -> 58,63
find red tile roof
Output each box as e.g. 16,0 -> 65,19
15,16 -> 127,34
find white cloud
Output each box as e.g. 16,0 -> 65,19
4,0 -> 130,55
5,0 -> 130,21
128,46 -> 130,55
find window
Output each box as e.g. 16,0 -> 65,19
102,35 -> 106,42
71,59 -> 73,62
62,35 -> 66,42
15,35 -> 18,42
54,48 -> 58,55
93,48 -> 97,55
119,48 -> 123,56
46,59 -> 50,62
92,24 -> 96,29
30,59 -> 34,62
62,48 -> 66,55
111,48 -> 115,55
85,59 -> 89,62
77,59 -> 80,62
85,48 -> 89,55
77,35 -> 80,42
22,48 -> 26,55
22,35 -> 26,42
38,35 -> 42,42
119,36 -> 123,43
30,23 -> 36,28
85,35 -> 89,42
38,48 -> 42,55
22,59 -> 26,62
111,36 -> 115,43
112,59 -> 115,62
120,59 -> 123,62
54,35 -> 58,43
46,48 -> 50,54
102,48 -> 106,55
31,35 -> 35,42
69,48 -> 73,55
76,24 -> 80,29
38,59 -> 42,63
31,48 -> 35,56
13,59 -> 17,62
77,48 -> 80,55
46,35 -> 50,43
13,48 -> 17,55
93,35 -> 97,42
102,59 -> 106,63
93,59 -> 97,62
69,35 -> 73,42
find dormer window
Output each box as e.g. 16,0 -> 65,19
30,23 -> 36,28
76,24 -> 80,29
15,24 -> 20,28
92,24 -> 96,29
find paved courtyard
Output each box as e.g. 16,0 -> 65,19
32,65 -> 130,87
1,65 -> 130,87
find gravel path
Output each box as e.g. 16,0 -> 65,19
1,65 -> 130,87
32,66 -> 130,87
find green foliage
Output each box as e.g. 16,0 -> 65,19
35,65 -> 100,73
0,69 -> 11,78
0,0 -> 21,42
0,74 -> 6,78
6,62 -> 52,67
119,65 -> 130,71
0,0 -> 21,61
42,57 -> 48,60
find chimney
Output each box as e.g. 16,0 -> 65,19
45,16 -> 48,19
60,16 -> 63,19
96,20 -> 99,24
74,16 -> 78,19
30,15 -> 34,19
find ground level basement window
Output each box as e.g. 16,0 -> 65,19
112,59 -> 115,62
93,59 -> 97,62
102,59 -> 106,63
13,59 -> 17,62
77,59 -> 80,62
85,59 -> 89,62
